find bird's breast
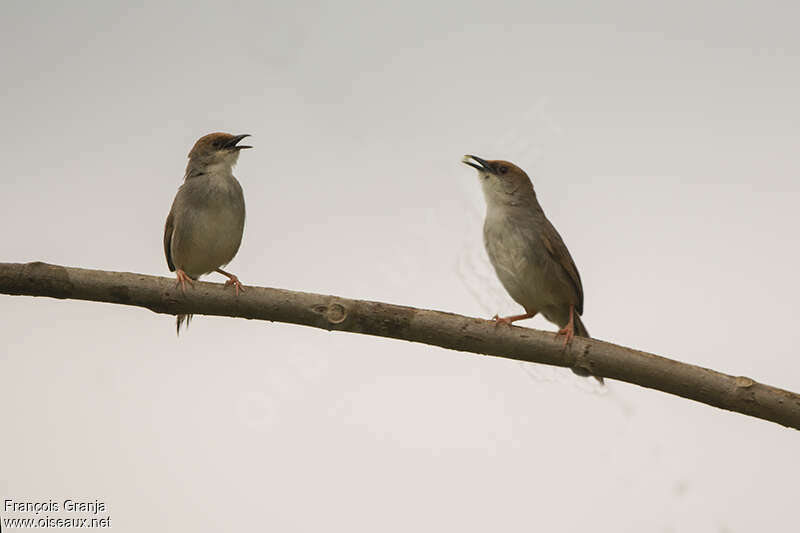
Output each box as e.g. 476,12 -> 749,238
170,175 -> 246,278
483,212 -> 565,313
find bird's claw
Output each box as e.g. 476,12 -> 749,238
175,270 -> 194,293
491,312 -> 536,326
224,276 -> 245,296
492,314 -> 513,326
556,325 -> 574,348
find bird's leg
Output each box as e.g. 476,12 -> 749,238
492,311 -> 537,326
175,269 -> 194,292
216,268 -> 245,296
557,305 -> 576,347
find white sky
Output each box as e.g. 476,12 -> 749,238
2,1 -> 799,531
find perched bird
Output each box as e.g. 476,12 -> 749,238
462,155 -> 601,383
164,132 -> 251,334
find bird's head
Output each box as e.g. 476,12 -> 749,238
186,132 -> 252,177
462,155 -> 536,207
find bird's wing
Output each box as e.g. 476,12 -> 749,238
540,219 -> 584,315
163,208 -> 176,272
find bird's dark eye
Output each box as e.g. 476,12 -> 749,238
499,165 -> 508,175
212,141 -> 221,148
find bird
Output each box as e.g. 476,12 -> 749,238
462,154 -> 602,383
163,132 -> 251,334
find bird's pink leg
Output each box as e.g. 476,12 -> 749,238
492,311 -> 537,326
216,268 -> 245,296
175,269 -> 194,292
557,305 -> 576,347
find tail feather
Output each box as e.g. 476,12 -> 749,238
570,315 -> 604,385
176,314 -> 192,335
574,314 -> 590,338
175,272 -> 197,336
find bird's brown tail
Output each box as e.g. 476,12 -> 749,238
574,315 -> 590,338
176,314 -> 193,335
570,315 -> 604,384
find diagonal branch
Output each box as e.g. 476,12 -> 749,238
2,261 -> 799,430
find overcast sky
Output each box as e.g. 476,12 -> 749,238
2,1 -> 799,531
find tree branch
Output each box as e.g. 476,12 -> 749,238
2,261 -> 799,430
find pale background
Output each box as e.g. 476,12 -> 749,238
2,1 -> 799,531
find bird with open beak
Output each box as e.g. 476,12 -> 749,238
163,132 -> 252,334
462,154 -> 602,383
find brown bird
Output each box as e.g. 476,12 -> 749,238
164,132 -> 251,333
463,154 -> 601,383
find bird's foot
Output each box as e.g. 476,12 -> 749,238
492,314 -> 512,326
491,312 -> 536,327
556,324 -> 575,347
216,268 -> 245,296
556,305 -> 577,347
175,269 -> 195,293
224,277 -> 245,296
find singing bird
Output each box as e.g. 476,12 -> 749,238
463,155 -> 601,383
164,132 -> 251,333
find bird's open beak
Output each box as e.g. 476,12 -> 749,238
226,134 -> 253,150
462,154 -> 490,171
